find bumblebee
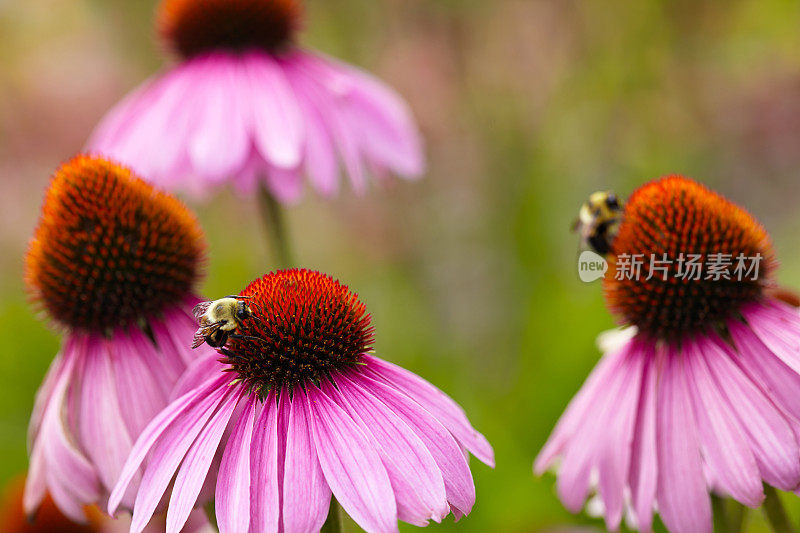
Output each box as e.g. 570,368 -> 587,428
572,191 -> 624,255
192,296 -> 254,349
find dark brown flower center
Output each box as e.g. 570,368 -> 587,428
221,269 -> 374,393
603,175 -> 775,340
25,155 -> 206,332
158,0 -> 302,58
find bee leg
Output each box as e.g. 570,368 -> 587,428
207,330 -> 230,348
228,333 -> 271,345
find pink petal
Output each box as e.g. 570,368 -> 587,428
309,53 -> 424,178
742,302 -> 800,374
364,355 -> 494,467
706,332 -> 800,491
595,347 -> 643,529
354,372 -> 475,517
167,386 -> 241,533
246,52 -> 303,169
264,165 -> 303,205
629,350 -> 659,532
111,329 -> 169,437
535,341 -> 630,474
282,388 -> 332,533
298,99 -> 339,196
683,337 -> 763,506
284,55 -> 366,193
78,337 -> 136,500
216,395 -> 257,533
556,341 -> 641,523
34,349 -> 100,522
325,375 -> 449,525
129,380 -> 235,533
187,57 -> 249,181
656,347 -> 711,533
250,391 -> 281,533
305,386 -> 398,533
108,374 -> 228,516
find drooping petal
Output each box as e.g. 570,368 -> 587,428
628,349 -> 659,533
731,318 -> 800,422
556,341 -> 641,525
264,165 -> 304,205
216,395 -> 257,533
78,336 -> 136,501
282,388 -> 332,533
246,53 -> 303,169
108,373 -> 228,515
742,302 -> 800,373
364,355 -> 494,467
111,329 -> 169,438
304,52 -> 424,178
250,391 -> 280,533
305,386 -> 398,533
128,380 -> 235,533
187,56 -> 250,181
36,351 -> 100,522
354,372 -> 475,517
705,332 -> 800,491
683,337 -> 763,506
167,386 -> 241,533
535,341 -> 630,474
656,347 -> 711,533
325,375 -> 449,525
284,55 -> 366,193
296,96 -> 340,196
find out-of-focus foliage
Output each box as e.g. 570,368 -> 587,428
1,0 -> 800,531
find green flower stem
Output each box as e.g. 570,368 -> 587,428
258,185 -> 293,268
320,497 -> 344,533
203,499 -> 218,531
713,495 -> 747,533
763,485 -> 795,533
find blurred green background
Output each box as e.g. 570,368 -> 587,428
2,0 -> 800,531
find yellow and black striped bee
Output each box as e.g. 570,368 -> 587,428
192,296 -> 254,349
572,191 -> 624,255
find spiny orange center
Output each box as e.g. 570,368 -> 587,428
158,0 -> 302,58
603,175 -> 775,339
221,269 -> 374,393
25,155 -> 206,332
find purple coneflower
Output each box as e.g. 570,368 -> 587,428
536,176 -> 800,533
110,268 -> 493,533
87,0 -> 424,203
24,155 -> 211,522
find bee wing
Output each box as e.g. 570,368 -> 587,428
191,320 -> 226,349
192,301 -> 212,321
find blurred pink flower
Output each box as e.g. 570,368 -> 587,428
87,0 -> 424,203
24,156 -> 213,523
110,269 -> 493,533
536,176 -> 800,533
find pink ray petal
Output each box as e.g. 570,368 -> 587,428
354,372 -> 475,517
108,373 -> 229,516
305,386 -> 398,533
628,348 -> 659,533
216,394 -> 257,533
705,333 -> 800,491
656,347 -> 711,533
246,53 -> 304,169
364,355 -> 494,467
78,337 -> 136,500
683,337 -> 763,506
250,391 -> 281,533
282,388 -> 332,533
166,386 -> 241,533
325,375 -> 449,525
